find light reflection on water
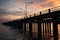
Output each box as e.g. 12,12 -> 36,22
25,22 -> 60,40
1,23 -> 60,40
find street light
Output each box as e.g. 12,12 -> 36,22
25,2 -> 33,17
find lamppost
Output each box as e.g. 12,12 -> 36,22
25,2 -> 33,17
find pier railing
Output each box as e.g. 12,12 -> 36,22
23,6 -> 60,18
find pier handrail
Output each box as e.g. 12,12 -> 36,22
23,6 -> 60,19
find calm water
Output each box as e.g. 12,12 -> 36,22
0,23 -> 24,40
0,23 -> 60,40
25,22 -> 60,40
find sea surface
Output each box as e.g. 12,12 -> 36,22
0,23 -> 60,40
0,23 -> 24,40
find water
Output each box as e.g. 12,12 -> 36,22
0,23 -> 24,40
1,22 -> 60,40
25,22 -> 60,40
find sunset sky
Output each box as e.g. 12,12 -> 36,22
0,0 -> 60,22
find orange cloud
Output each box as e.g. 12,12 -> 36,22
0,15 -> 24,21
26,0 -> 60,15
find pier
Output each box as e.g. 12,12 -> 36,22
2,6 -> 60,40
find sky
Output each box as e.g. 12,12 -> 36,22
0,0 -> 60,22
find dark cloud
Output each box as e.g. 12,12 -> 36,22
0,9 -> 24,16
0,9 -> 9,15
0,0 -> 10,2
18,0 -> 47,4
12,11 -> 24,16
0,0 -> 10,3
0,0 -> 16,9
0,0 -> 8,6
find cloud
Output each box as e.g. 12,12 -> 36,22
0,9 -> 24,16
0,0 -> 10,5
22,0 -> 47,3
0,15 -> 24,21
0,9 -> 9,15
0,0 -> 17,9
0,0 -> 60,22
0,9 -> 13,15
0,0 -> 10,3
0,8 -> 25,21
40,2 -> 54,8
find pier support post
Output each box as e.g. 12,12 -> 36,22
21,23 -> 23,29
53,18 -> 58,40
49,22 -> 51,36
24,23 -> 26,34
45,22 -> 48,38
42,22 -> 44,38
38,22 -> 42,39
29,22 -> 32,39
20,23 -> 23,29
23,23 -> 26,40
18,22 -> 21,29
48,22 -> 51,36
45,22 -> 47,34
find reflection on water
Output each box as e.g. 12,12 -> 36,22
1,22 -> 60,40
25,22 -> 60,40
0,23 -> 24,40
